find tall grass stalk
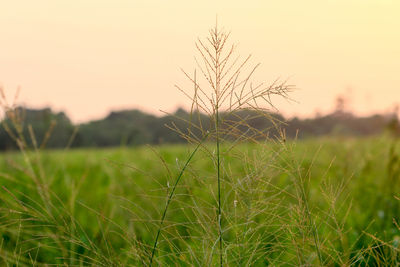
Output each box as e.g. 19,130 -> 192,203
171,22 -> 293,264
149,133 -> 208,265
213,21 -> 223,267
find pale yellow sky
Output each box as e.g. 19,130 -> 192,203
1,0 -> 399,122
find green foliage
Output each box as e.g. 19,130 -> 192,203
1,107 -> 397,150
0,138 -> 400,265
1,24 -> 399,267
0,107 -> 75,150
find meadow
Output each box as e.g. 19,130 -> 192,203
1,24 -> 399,266
1,137 -> 400,266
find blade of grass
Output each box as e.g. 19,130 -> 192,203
149,133 -> 209,266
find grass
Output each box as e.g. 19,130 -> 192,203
169,22 -> 293,266
1,24 -> 400,266
1,138 -> 400,265
149,134 -> 208,265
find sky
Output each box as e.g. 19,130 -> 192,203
0,0 -> 399,122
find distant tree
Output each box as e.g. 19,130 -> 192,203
0,107 -> 75,150
385,105 -> 400,137
0,105 -> 396,150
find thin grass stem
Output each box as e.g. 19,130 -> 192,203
149,133 -> 209,266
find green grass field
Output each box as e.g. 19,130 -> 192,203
1,136 -> 400,266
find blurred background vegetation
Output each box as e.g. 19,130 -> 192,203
1,102 -> 399,150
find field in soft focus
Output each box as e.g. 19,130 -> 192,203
1,137 -> 400,266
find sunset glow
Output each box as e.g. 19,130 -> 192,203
1,0 -> 399,122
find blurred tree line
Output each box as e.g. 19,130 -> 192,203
0,106 -> 399,150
